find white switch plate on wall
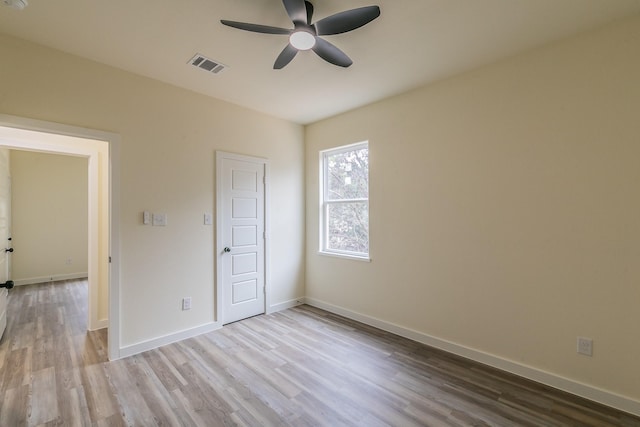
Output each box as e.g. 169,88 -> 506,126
153,213 -> 167,226
204,213 -> 213,225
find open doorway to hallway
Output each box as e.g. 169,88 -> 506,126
10,150 -> 89,288
0,116 -> 120,360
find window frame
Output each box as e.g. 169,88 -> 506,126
319,141 -> 370,261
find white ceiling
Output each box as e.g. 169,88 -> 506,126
1,0 -> 640,124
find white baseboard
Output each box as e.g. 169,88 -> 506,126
118,322 -> 221,360
269,297 -> 304,314
90,318 -> 109,331
304,297 -> 640,417
118,298 -> 304,360
14,273 -> 88,286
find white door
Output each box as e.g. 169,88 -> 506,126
218,153 -> 266,325
0,148 -> 11,340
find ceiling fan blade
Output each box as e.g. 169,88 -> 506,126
315,6 -> 381,36
221,20 -> 291,35
282,0 -> 308,26
305,1 -> 314,25
312,37 -> 353,68
274,44 -> 298,69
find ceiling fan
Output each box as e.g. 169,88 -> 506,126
221,0 -> 381,69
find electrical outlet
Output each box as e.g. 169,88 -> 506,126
182,297 -> 192,311
577,337 -> 593,356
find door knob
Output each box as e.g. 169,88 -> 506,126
0,280 -> 13,289
224,247 -> 231,253
5,248 -> 13,253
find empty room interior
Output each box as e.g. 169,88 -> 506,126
1,0 -> 639,425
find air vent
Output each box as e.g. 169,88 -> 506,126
189,54 -> 228,74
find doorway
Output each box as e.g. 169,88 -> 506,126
0,114 -> 120,360
216,152 -> 269,325
10,151 -> 88,287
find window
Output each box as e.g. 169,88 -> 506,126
320,142 -> 369,259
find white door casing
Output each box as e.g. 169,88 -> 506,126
0,115 -> 121,361
217,152 -> 268,325
0,148 -> 11,340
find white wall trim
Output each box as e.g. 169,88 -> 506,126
118,322 -> 221,359
14,273 -> 88,287
92,318 -> 109,331
304,297 -> 640,417
269,298 -> 304,314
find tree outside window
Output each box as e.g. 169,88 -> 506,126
321,142 -> 369,258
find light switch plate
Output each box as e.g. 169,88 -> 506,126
143,211 -> 151,225
204,213 -> 213,225
153,213 -> 167,226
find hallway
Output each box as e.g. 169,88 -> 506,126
0,279 -> 108,425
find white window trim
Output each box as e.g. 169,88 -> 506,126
319,141 -> 370,261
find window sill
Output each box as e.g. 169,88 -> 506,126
318,251 -> 371,262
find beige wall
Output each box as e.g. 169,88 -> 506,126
0,33 -> 305,348
10,151 -> 88,284
306,15 -> 640,404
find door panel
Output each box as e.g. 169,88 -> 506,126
232,198 -> 257,218
233,226 -> 257,247
233,279 -> 258,303
232,253 -> 257,275
220,156 -> 265,324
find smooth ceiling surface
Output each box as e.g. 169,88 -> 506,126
1,0 -> 639,124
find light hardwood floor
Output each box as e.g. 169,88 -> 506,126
1,280 -> 639,426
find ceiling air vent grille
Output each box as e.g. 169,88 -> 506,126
189,54 -> 227,74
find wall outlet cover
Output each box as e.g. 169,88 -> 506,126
577,337 -> 593,356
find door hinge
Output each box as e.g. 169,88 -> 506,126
263,231 -> 266,239
109,256 -> 112,263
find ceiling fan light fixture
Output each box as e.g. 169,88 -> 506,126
289,31 -> 316,50
221,1 -> 381,68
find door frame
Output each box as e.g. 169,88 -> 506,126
0,154 -> 11,285
0,114 -> 121,361
215,151 -> 270,324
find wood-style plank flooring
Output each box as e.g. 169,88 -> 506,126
1,280 -> 639,426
